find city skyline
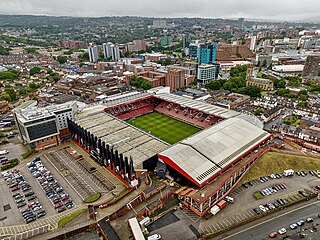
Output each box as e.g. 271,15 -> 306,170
0,0 -> 320,22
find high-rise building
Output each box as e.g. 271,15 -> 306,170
183,34 -> 191,49
88,43 -> 98,62
111,45 -> 120,61
197,63 -> 220,85
103,42 -> 112,59
189,44 -> 198,59
153,20 -> 167,28
197,43 -> 217,64
238,18 -> 245,29
161,36 -> 171,46
166,69 -> 185,91
249,36 -> 257,51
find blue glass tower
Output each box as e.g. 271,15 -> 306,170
197,43 -> 217,64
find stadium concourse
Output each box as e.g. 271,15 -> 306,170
68,92 -> 271,215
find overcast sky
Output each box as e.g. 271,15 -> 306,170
0,0 -> 319,21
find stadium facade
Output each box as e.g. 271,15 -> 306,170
68,92 -> 271,215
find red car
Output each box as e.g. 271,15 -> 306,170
269,232 -> 278,238
55,203 -> 63,209
61,195 -> 69,201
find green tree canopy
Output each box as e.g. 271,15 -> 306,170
30,66 -> 41,75
57,55 -> 68,64
205,80 -> 222,90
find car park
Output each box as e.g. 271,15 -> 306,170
27,157 -> 74,212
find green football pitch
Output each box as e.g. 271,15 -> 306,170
127,112 -> 201,144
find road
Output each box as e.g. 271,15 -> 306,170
211,201 -> 320,240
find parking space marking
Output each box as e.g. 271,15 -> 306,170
238,213 -> 247,220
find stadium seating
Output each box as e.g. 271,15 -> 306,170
154,101 -> 220,129
105,98 -> 155,120
105,97 -> 221,129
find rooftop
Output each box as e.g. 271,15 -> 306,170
75,106 -> 169,168
14,101 -> 77,123
158,118 -> 270,187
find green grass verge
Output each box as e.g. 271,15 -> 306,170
253,191 -> 264,200
58,209 -> 86,228
83,193 -> 101,203
127,112 -> 201,144
239,151 -> 320,185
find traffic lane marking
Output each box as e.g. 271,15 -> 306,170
221,200 -> 320,240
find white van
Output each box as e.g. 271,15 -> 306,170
147,234 -> 161,240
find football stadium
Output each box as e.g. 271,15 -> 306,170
68,92 -> 271,215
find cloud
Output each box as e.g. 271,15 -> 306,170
0,0 -> 319,21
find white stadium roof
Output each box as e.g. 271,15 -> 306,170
158,118 -> 271,187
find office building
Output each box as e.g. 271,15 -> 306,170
13,101 -> 78,150
88,43 -> 98,63
103,42 -> 112,59
197,63 -> 220,84
189,44 -> 198,59
183,33 -> 191,49
198,43 -> 217,64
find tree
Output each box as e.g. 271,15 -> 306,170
140,81 -> 152,90
57,55 -> 68,64
163,58 -> 172,66
205,80 -> 222,90
274,79 -> 286,89
3,86 -> 16,102
243,86 -> 261,98
18,88 -> 27,95
130,76 -> 152,90
30,66 -> 41,75
0,69 -> 18,80
79,52 -> 89,61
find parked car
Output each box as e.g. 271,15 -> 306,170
269,232 -> 278,238
252,208 -> 261,215
297,220 -> 305,226
55,203 -> 63,209
17,202 -> 26,208
57,207 -> 66,213
306,218 -> 314,223
278,228 -> 286,235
